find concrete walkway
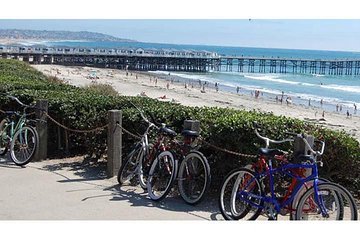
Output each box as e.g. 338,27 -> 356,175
0,156 -> 222,220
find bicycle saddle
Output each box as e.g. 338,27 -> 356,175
181,130 -> 199,137
258,148 -> 284,157
159,127 -> 177,137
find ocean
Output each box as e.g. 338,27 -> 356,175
44,40 -> 360,115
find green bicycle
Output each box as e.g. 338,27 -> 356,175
0,95 -> 39,166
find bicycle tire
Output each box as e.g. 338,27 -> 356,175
178,150 -> 211,205
0,119 -> 9,156
295,182 -> 358,220
147,151 -> 177,201
219,168 -> 263,220
138,143 -> 154,190
289,177 -> 329,220
117,143 -> 142,185
10,126 -> 38,166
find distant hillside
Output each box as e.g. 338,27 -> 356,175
0,29 -> 136,42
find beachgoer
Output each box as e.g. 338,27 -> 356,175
339,105 -> 342,112
336,104 -> 339,112
354,103 -> 357,114
308,99 -> 311,107
140,91 -> 147,97
320,99 -> 323,106
322,111 -> 325,118
286,96 -> 292,105
159,95 -> 167,99
347,110 -> 350,118
236,86 -> 240,94
275,96 -> 278,103
136,74 -> 138,79
166,82 -> 170,90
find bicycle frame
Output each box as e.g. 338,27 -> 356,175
2,112 -> 27,142
237,156 -> 329,217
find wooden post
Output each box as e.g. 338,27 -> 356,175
107,110 -> 122,177
34,99 -> 48,161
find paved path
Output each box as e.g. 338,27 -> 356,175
0,156 -> 222,220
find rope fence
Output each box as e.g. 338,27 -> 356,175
44,112 -> 109,134
199,137 -> 257,159
1,107 -> 257,159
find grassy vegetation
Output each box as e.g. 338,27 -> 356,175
1,59 -> 359,196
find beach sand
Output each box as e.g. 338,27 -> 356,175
32,64 -> 360,142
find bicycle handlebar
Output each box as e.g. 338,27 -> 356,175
7,95 -> 30,108
253,122 -> 325,156
253,122 -> 293,148
129,102 -> 159,130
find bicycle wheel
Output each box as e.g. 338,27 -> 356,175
295,182 -> 358,220
0,119 -> 9,156
138,143 -> 154,190
117,143 -> 142,185
10,126 -> 38,166
289,178 -> 329,220
219,168 -> 263,220
147,151 -> 177,201
178,151 -> 211,205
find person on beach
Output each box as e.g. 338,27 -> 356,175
354,103 -> 357,114
339,105 -> 342,112
308,99 -> 311,107
322,111 -> 325,118
275,96 -> 279,103
166,82 -> 170,90
336,104 -> 339,112
215,83 -> 219,92
155,78 -> 158,86
236,86 -> 240,94
286,96 -> 292,105
320,99 -> 323,107
347,110 -> 350,118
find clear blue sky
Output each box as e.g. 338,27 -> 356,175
1,19 -> 360,52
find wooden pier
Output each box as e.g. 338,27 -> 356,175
1,46 -> 360,75
215,57 -> 360,76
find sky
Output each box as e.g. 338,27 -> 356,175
1,19 -> 360,52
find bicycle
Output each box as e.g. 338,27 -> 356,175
0,95 -> 40,166
146,127 -> 211,205
219,123 -> 358,220
117,105 -> 174,189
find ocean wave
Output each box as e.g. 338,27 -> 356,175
321,84 -> 360,94
148,71 -> 217,84
244,75 -> 299,85
244,74 -> 360,94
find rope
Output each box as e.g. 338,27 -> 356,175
199,137 -> 257,158
44,112 -> 109,134
116,123 -> 142,140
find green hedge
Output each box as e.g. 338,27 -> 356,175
1,59 -> 359,196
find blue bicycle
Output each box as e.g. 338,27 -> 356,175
219,124 -> 358,220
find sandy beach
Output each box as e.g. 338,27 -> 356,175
32,64 -> 360,142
